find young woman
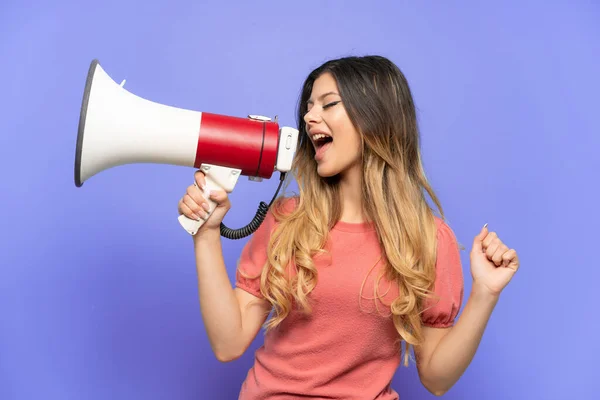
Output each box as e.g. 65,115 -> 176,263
178,55 -> 520,399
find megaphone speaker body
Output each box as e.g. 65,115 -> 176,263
75,60 -> 299,236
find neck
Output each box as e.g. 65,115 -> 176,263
338,164 -> 366,223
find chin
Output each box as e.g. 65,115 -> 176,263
316,163 -> 334,176
316,164 -> 341,179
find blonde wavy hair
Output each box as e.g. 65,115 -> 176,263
247,55 -> 445,366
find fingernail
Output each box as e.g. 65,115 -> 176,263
202,202 -> 210,211
483,223 -> 488,229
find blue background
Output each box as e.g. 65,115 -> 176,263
1,1 -> 598,399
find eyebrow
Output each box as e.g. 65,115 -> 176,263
307,91 -> 340,105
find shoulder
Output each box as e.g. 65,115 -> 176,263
235,195 -> 299,297
248,195 -> 299,242
272,195 -> 300,215
435,217 -> 463,284
433,215 -> 453,233
433,216 -> 460,250
422,216 -> 464,327
431,215 -> 464,291
268,195 -> 301,225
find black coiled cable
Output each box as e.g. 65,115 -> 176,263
219,172 -> 287,240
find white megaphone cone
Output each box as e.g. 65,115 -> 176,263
75,59 -> 299,238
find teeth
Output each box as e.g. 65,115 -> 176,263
312,133 -> 330,140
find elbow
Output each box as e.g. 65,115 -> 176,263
430,389 -> 448,397
214,350 -> 241,363
420,377 -> 450,397
213,344 -> 245,363
423,384 -> 448,397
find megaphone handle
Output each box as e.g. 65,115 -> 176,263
177,177 -> 219,236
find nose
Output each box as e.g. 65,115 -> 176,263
303,106 -> 322,126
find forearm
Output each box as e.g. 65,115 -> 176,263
193,231 -> 244,360
422,285 -> 499,394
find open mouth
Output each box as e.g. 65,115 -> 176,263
312,133 -> 333,148
311,133 -> 333,160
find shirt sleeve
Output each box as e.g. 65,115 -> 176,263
421,218 -> 465,328
234,213 -> 274,299
234,197 -> 297,299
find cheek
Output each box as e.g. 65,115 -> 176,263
341,126 -> 361,152
328,113 -> 360,152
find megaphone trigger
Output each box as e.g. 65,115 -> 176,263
178,163 -> 242,235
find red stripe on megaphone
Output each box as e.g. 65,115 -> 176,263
194,112 -> 279,179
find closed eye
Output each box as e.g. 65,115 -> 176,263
323,100 -> 341,109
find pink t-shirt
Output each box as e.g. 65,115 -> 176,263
235,198 -> 464,399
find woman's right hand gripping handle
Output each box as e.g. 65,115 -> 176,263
178,170 -> 231,236
177,170 -> 271,362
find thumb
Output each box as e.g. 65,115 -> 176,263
471,223 -> 488,254
208,189 -> 230,208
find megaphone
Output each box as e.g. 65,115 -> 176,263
74,59 -> 299,238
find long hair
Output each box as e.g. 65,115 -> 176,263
254,55 -> 444,366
